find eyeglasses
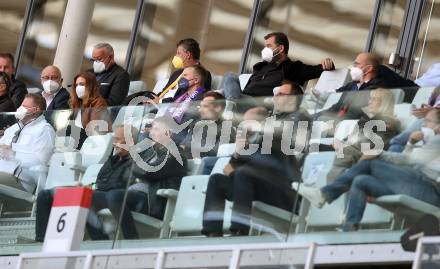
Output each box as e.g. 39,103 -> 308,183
90,54 -> 110,63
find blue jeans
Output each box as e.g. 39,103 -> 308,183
221,72 -> 242,100
200,156 -> 219,175
323,160 -> 440,229
388,118 -> 423,152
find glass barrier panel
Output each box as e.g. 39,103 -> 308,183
0,86 -> 437,256
79,0 -> 138,72
129,0 -> 253,90
244,0 -> 376,74
0,1 -> 27,53
16,0 -> 68,87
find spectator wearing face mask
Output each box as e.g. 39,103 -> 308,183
0,93 -> 55,194
61,72 -> 108,149
124,38 -> 212,105
222,32 -> 335,100
40,65 -> 70,111
0,71 -> 16,112
0,53 -> 27,108
294,109 -> 440,231
91,43 -> 129,106
165,65 -> 208,124
317,53 -> 418,122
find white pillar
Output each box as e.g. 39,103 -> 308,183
53,0 -> 96,88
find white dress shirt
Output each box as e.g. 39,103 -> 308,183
0,115 -> 55,191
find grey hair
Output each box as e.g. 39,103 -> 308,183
93,43 -> 114,55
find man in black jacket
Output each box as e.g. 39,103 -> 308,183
222,32 -> 334,100
0,53 -> 27,108
202,106 -> 302,236
123,38 -> 212,105
91,43 -> 130,106
35,120 -> 187,241
318,52 -> 418,121
40,65 -> 70,111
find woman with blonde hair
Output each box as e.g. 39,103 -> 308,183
327,89 -> 400,181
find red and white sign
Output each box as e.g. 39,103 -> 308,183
43,187 -> 93,252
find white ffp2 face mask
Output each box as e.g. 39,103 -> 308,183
93,60 -> 106,73
421,127 -> 436,142
42,80 -> 60,94
261,47 -> 280,62
76,85 -> 86,99
350,67 -> 364,82
15,106 -> 28,121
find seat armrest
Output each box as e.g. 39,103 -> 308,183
29,165 -> 49,174
69,164 -> 87,173
157,189 -> 178,199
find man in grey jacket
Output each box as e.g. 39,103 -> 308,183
294,109 -> 440,231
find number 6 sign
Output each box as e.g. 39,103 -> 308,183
42,187 -> 93,252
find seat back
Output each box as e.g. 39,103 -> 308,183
334,120 -> 360,141
81,164 -> 104,186
211,157 -> 231,174
302,152 -> 336,184
112,105 -> 145,130
152,78 -> 169,95
45,152 -> 81,189
170,157 -> 231,234
217,144 -> 236,157
322,92 -> 343,110
393,103 -> 416,130
54,136 -> 76,152
314,68 -> 351,94
412,87 -> 435,107
80,134 -> 113,167
390,89 -> 405,104
239,74 -> 252,91
27,87 -> 42,94
300,152 -> 347,230
128,81 -> 146,96
170,175 -> 210,234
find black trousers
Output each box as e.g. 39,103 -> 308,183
35,188 -> 147,241
202,167 -> 296,235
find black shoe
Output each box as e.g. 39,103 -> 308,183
206,232 -> 223,237
230,230 -> 248,236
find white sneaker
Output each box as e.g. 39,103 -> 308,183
292,182 -> 326,208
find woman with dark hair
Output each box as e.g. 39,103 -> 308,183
60,72 -> 109,149
0,71 -> 16,112
70,71 -> 107,128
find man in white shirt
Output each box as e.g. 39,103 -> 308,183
0,93 -> 55,193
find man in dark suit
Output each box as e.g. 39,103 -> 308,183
40,65 -> 70,111
123,38 -> 212,105
318,53 -> 418,121
91,43 -> 129,106
40,65 -> 70,129
0,53 -> 27,108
